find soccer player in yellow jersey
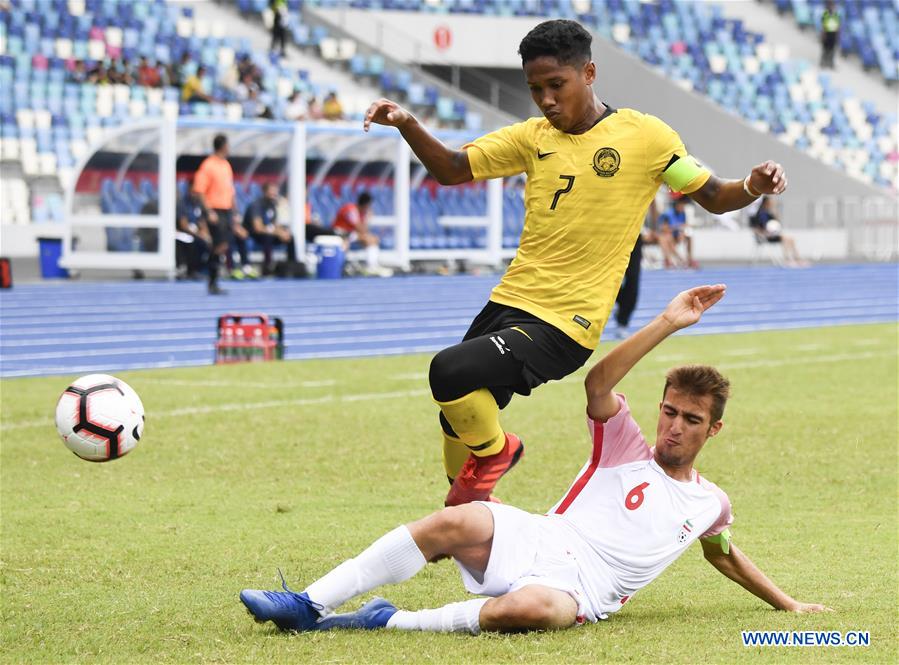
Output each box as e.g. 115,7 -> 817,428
364,19 -> 787,507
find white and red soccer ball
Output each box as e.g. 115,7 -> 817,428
55,374 -> 145,462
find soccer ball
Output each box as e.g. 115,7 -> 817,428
55,374 -> 145,462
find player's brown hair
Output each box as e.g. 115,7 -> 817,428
663,365 -> 731,424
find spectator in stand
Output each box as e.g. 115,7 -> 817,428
659,196 -> 698,269
820,0 -> 840,70
183,65 -> 213,104
170,52 -> 191,89
241,88 -> 267,119
307,95 -> 324,120
137,57 -> 161,87
236,71 -> 260,100
69,59 -> 88,83
243,182 -> 297,275
285,90 -> 308,121
109,59 -> 133,85
332,192 -> 392,277
748,196 -> 808,267
236,54 -> 261,88
87,61 -> 109,84
270,0 -> 288,57
192,134 -> 240,294
176,186 -> 211,280
641,192 -> 680,268
323,91 -> 344,121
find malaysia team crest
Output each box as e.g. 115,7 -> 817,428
676,519 -> 694,544
592,147 -> 620,177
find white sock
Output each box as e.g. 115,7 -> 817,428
386,598 -> 487,634
304,525 -> 426,614
365,244 -> 379,271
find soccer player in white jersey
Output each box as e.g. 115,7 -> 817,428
240,284 -> 830,633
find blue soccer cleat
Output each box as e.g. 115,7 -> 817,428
315,597 -> 398,631
240,570 -> 324,632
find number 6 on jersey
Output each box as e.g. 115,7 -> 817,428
625,482 -> 649,510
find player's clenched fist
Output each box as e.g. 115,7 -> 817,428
747,160 -> 788,196
363,98 -> 412,132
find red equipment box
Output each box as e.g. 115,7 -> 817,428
0,257 -> 11,288
215,313 -> 284,364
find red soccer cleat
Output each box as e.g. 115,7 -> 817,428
445,433 -> 524,506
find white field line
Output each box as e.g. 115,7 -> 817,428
1,294 -> 895,327
0,330 -> 462,361
722,348 -> 761,357
390,372 -> 429,381
2,351 -> 891,432
0,318 -> 474,347
2,388 -> 431,431
136,378 -> 337,389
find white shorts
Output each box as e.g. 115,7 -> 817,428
454,502 -> 605,624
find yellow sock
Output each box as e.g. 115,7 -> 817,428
443,433 -> 470,481
436,388 -> 505,458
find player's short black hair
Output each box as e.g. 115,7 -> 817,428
213,134 -> 228,152
357,192 -> 372,207
518,20 -> 592,67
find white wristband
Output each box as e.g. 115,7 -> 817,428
743,176 -> 761,198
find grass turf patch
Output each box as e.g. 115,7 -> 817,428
1,323 -> 896,663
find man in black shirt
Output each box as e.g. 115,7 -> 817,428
242,182 -> 297,275
175,190 -> 211,279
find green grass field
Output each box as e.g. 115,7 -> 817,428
1,323 -> 896,664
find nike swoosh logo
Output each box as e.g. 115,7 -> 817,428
537,150 -> 555,160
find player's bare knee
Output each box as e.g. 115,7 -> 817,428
517,589 -> 576,629
408,505 -> 476,555
432,505 -> 474,541
482,588 -> 577,632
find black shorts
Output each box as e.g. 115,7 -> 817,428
208,208 -> 233,246
462,301 -> 592,399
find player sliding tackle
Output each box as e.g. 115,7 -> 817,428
241,285 -> 830,634
363,20 -> 790,507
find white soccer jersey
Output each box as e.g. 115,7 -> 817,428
545,394 -> 733,616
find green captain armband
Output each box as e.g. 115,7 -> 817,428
702,528 -> 732,555
660,154 -> 708,193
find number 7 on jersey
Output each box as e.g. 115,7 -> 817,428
551,175 -> 575,210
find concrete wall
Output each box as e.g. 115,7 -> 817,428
311,8 -> 539,67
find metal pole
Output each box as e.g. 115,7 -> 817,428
289,122 -> 307,261
486,177 -> 503,268
159,117 -> 177,278
395,139 -> 411,271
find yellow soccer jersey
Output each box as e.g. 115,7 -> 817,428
464,107 -> 710,348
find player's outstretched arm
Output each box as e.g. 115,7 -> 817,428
689,160 -> 788,215
700,539 -> 832,613
363,98 -> 473,185
585,284 -> 726,421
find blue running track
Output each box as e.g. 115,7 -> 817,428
0,264 -> 896,378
